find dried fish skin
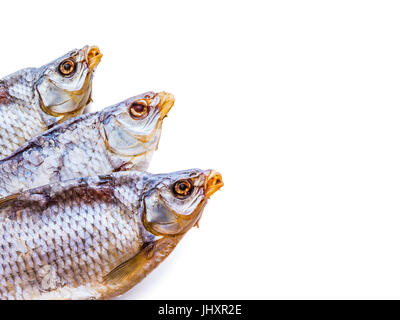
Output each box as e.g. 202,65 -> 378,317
0,169 -> 223,300
0,46 -> 102,158
0,91 -> 174,198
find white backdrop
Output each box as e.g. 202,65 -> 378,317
2,0 -> 400,299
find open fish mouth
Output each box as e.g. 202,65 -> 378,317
157,92 -> 175,119
205,171 -> 224,198
84,46 -> 102,71
191,170 -> 224,229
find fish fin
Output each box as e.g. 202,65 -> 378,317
103,236 -> 182,286
0,193 -> 20,207
103,242 -> 156,284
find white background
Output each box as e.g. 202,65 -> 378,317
2,0 -> 400,299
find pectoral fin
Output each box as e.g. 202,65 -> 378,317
103,236 -> 182,286
103,242 -> 156,284
0,193 -> 20,208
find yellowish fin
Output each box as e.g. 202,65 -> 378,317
103,236 -> 181,285
0,193 -> 20,208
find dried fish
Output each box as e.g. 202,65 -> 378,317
0,46 -> 102,158
0,169 -> 223,300
0,91 -> 174,198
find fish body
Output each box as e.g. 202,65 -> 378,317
0,169 -> 223,300
0,91 -> 174,198
0,46 -> 102,158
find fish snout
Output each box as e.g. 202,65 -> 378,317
205,170 -> 224,198
84,46 -> 102,71
157,92 -> 175,119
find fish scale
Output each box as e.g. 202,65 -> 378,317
1,102 -> 47,156
0,183 -> 142,300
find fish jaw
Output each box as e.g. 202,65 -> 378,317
157,91 -> 175,120
194,171 -> 224,228
205,170 -> 224,198
85,46 -> 102,71
99,92 -> 174,170
35,45 -> 102,123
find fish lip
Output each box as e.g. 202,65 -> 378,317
156,92 -> 175,119
83,45 -> 102,71
205,170 -> 224,198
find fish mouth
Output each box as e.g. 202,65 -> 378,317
205,170 -> 224,198
84,46 -> 102,71
157,92 -> 175,119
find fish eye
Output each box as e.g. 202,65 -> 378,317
172,179 -> 193,198
58,58 -> 76,76
129,101 -> 149,119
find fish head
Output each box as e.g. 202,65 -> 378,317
100,91 -> 175,165
142,169 -> 224,236
35,45 -> 102,123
